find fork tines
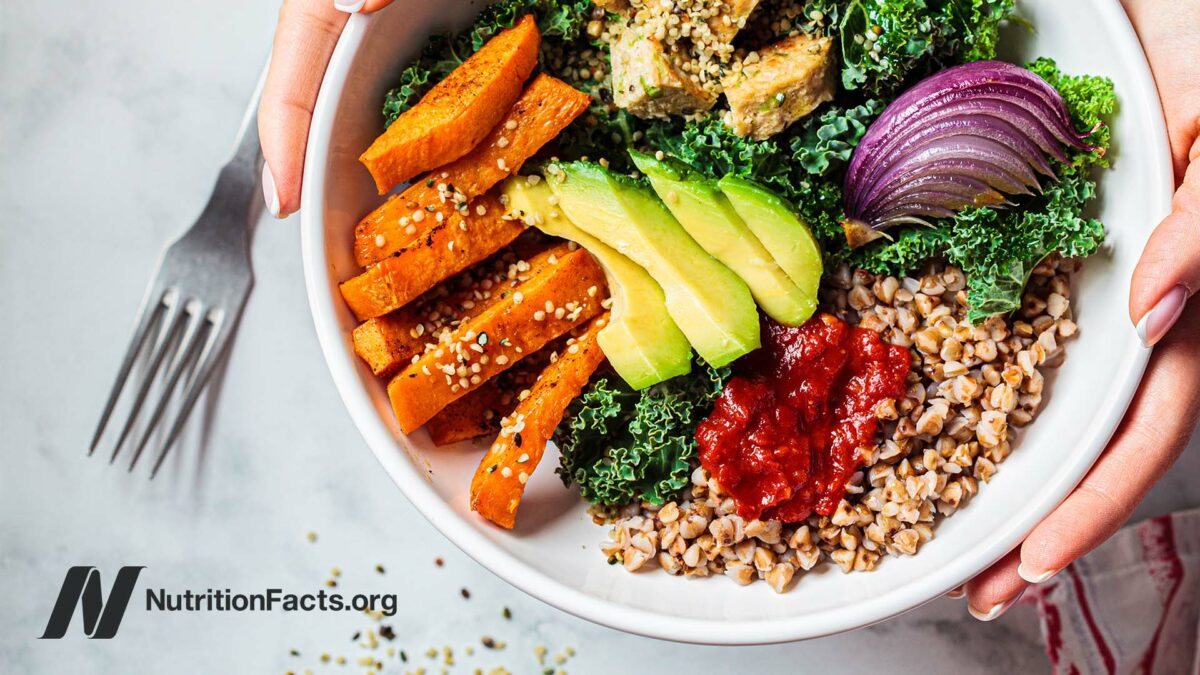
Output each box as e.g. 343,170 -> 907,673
89,286 -> 233,477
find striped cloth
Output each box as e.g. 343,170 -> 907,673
1025,507 -> 1200,675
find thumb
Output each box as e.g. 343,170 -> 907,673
258,0 -> 349,218
1129,142 -> 1200,347
333,0 -> 396,13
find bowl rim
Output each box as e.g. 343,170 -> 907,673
300,0 -> 1170,644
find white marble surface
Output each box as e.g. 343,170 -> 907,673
2,1 -> 1197,673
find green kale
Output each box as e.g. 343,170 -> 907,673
555,360 -> 731,507
643,100 -> 881,190
381,0 -> 595,127
839,0 -> 1015,96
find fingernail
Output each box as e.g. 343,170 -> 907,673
334,0 -> 366,12
262,162 -> 282,218
1137,285 -> 1189,348
969,589 -> 1024,622
946,586 -> 965,599
1017,562 -> 1059,584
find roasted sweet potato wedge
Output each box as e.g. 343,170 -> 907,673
339,193 -> 527,321
386,246 -> 606,433
469,314 -> 609,529
358,15 -> 541,194
355,74 -> 593,267
425,348 -> 551,446
351,238 -> 562,377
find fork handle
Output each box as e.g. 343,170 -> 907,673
193,62 -> 269,240
226,61 -> 268,176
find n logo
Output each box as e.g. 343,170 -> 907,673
40,566 -> 144,639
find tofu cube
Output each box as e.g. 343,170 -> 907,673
610,27 -> 718,119
706,0 -> 762,44
721,34 -> 837,140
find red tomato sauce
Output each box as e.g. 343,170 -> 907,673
696,314 -> 911,522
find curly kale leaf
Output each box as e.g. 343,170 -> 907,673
554,360 -> 731,507
645,100 -> 882,187
839,0 -> 1015,96
381,0 -> 595,127
790,99 -> 886,175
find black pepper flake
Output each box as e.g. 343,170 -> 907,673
435,557 -> 444,567
425,179 -> 434,187
379,625 -> 396,641
289,649 -> 300,657
485,465 -> 497,473
502,607 -> 512,620
351,631 -> 361,642
375,564 -> 386,574
481,636 -> 497,649
514,433 -> 523,448
400,650 -> 408,662
460,587 -> 471,599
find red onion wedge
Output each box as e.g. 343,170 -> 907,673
842,60 -> 1102,248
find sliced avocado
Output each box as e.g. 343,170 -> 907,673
631,150 -> 812,326
500,177 -> 692,389
547,162 -> 760,367
719,175 -> 821,324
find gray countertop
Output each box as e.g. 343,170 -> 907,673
2,1 -> 1197,673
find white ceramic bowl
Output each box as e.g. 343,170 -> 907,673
301,0 -> 1172,643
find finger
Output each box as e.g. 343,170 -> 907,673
258,0 -> 348,218
1120,0 -> 1200,178
333,0 -> 395,13
965,549 -> 1027,621
1128,153 -> 1200,345
1017,302 -> 1200,583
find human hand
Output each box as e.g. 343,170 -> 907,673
258,0 -> 396,218
961,0 -> 1200,620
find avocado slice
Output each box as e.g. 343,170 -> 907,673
630,151 -> 812,326
547,162 -> 760,367
500,177 -> 692,389
719,175 -> 822,323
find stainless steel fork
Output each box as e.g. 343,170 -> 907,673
89,74 -> 263,477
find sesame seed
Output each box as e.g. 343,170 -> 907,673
496,355 -> 510,365
587,285 -> 598,297
500,466 -> 513,478
412,210 -> 425,222
533,310 -> 546,321
518,472 -> 529,485
505,119 -> 518,130
374,234 -> 385,247
497,137 -> 510,148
